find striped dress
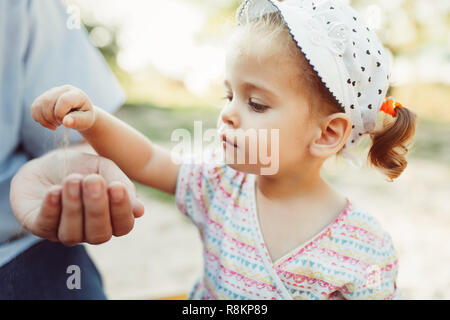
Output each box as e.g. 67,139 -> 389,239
175,150 -> 401,300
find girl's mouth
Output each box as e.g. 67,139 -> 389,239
221,134 -> 238,148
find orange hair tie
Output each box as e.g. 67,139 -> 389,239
380,97 -> 403,117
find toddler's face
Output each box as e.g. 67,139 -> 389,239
217,32 -> 318,176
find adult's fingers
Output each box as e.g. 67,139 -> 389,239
120,181 -> 144,218
58,174 -> 84,246
31,185 -> 62,242
97,157 -> 145,219
132,199 -> 145,218
82,174 -> 113,245
108,182 -> 134,237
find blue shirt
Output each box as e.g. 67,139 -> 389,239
0,0 -> 125,267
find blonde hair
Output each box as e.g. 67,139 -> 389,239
235,10 -> 417,181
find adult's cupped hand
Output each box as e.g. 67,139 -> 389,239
10,149 -> 145,246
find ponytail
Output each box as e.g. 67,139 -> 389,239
368,106 -> 418,182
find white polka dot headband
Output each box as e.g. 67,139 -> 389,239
237,0 -> 395,168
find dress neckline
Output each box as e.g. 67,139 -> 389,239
248,173 -> 352,267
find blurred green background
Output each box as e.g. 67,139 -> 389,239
66,0 -> 450,299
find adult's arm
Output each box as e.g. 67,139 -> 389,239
8,0 -> 139,246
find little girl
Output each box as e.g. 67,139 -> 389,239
32,0 -> 416,299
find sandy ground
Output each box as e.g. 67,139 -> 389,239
86,156 -> 450,300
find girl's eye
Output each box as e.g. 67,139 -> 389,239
249,100 -> 269,113
223,95 -> 233,102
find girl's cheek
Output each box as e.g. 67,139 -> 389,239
253,132 -> 277,167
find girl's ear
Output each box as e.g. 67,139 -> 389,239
309,113 -> 352,159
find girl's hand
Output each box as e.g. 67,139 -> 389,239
31,85 -> 96,131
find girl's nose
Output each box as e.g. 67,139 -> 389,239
220,102 -> 240,129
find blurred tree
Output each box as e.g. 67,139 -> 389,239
84,23 -> 120,68
188,0 -> 449,59
186,0 -> 241,42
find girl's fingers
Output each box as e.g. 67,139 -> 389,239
63,110 -> 95,131
41,86 -> 71,127
31,98 -> 56,130
58,174 -> 85,246
42,100 -> 59,129
108,182 -> 135,237
31,85 -> 73,128
54,89 -> 91,125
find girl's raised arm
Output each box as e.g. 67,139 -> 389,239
31,85 -> 180,195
